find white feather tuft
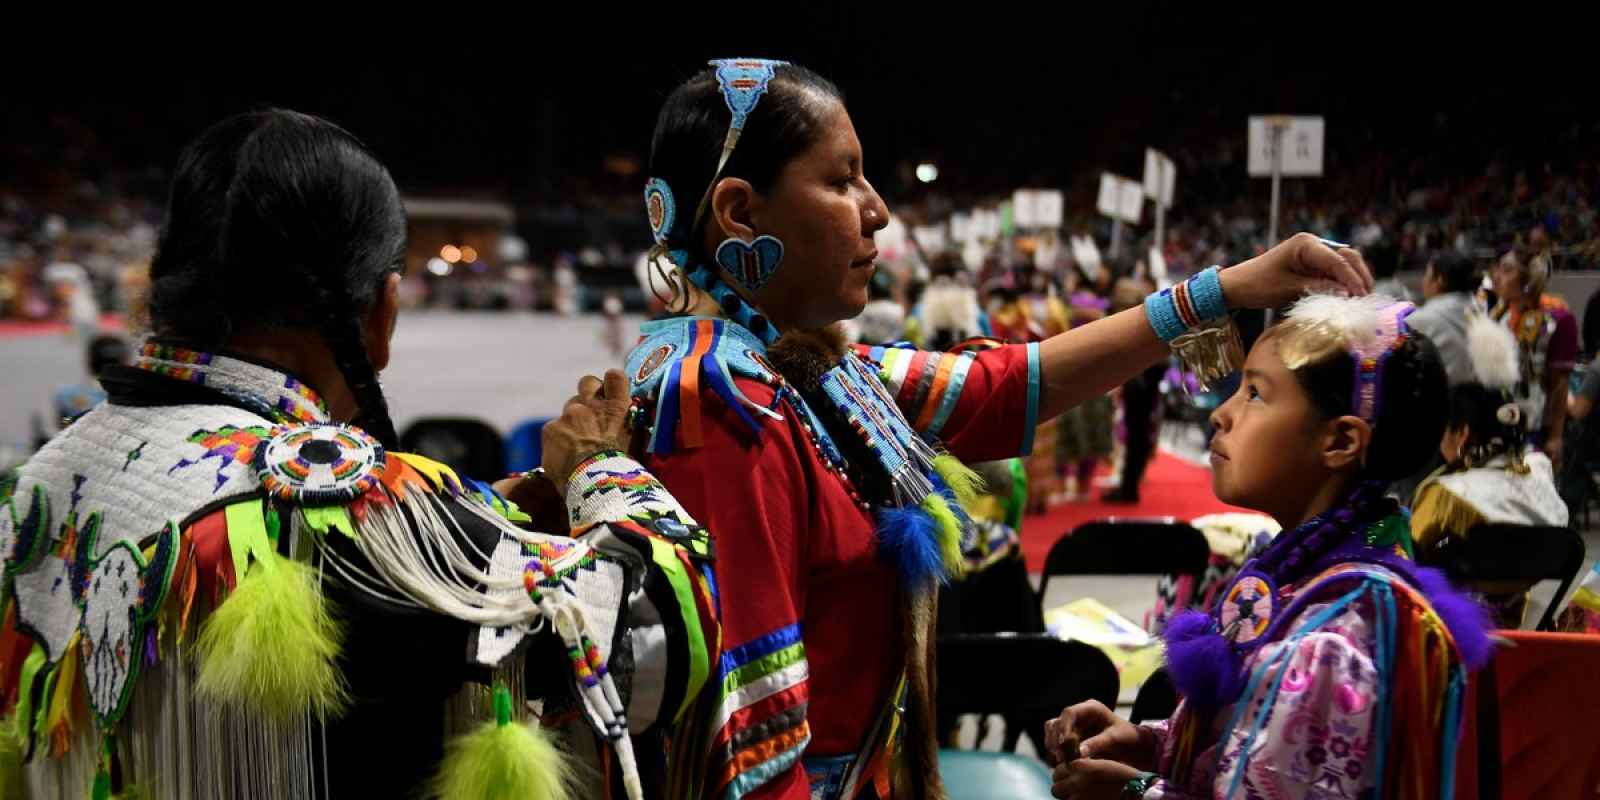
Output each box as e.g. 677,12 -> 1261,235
1465,312 -> 1521,389
1284,293 -> 1400,350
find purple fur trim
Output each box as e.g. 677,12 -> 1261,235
1407,564 -> 1496,669
1163,610 -> 1246,712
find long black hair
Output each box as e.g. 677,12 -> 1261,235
648,63 -> 843,273
146,108 -> 405,447
1291,331 -> 1450,481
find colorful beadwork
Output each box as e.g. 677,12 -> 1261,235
709,58 -> 787,131
636,344 -> 675,383
1218,572 -> 1275,644
580,467 -> 666,506
254,423 -> 385,506
644,177 -> 677,244
715,234 -> 785,292
1345,302 -> 1412,426
522,539 -> 601,603
137,343 -> 329,424
137,342 -> 213,384
168,425 -> 273,492
1,484 -> 49,574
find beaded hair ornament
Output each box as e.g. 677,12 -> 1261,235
644,59 -> 789,326
1272,293 -> 1415,427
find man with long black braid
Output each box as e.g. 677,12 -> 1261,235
0,109 -> 712,800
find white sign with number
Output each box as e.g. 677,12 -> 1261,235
1096,174 -> 1119,219
1119,180 -> 1144,225
1034,190 -> 1064,228
1248,116 -> 1325,177
1096,173 -> 1144,225
1143,148 -> 1176,207
1011,190 -> 1038,229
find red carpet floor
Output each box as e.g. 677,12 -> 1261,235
1019,450 -> 1250,573
0,314 -> 124,338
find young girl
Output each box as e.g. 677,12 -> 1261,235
1046,294 -> 1492,799
1412,311 -> 1569,627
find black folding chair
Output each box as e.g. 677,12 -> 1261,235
937,633 -> 1119,759
1129,667 -> 1179,724
1036,518 -> 1212,616
939,555 -> 1046,637
399,417 -> 507,481
1417,523 -> 1587,631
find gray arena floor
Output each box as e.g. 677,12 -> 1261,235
0,310 -> 643,457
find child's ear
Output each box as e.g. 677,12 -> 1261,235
1323,416 -> 1373,471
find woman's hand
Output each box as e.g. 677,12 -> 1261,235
541,369 -> 633,489
1050,758 -> 1144,800
1220,232 -> 1375,310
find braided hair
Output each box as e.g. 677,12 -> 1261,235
147,109 -> 404,446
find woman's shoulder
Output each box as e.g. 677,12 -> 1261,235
626,317 -> 789,454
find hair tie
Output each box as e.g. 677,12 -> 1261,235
1496,403 -> 1521,427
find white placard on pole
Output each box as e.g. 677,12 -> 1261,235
1249,115 -> 1325,245
1118,181 -> 1144,226
1010,190 -> 1037,228
1142,149 -> 1176,207
1096,174 -> 1122,220
1248,116 -> 1324,177
949,212 -> 972,244
1035,190 -> 1064,228
1098,173 -> 1143,227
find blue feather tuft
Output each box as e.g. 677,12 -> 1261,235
874,505 -> 945,591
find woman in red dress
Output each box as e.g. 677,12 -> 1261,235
605,59 -> 1373,800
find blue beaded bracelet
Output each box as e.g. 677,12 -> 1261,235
1144,287 -> 1187,342
1144,266 -> 1230,344
1189,265 -> 1227,320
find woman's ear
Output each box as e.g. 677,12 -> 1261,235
709,177 -> 757,244
1322,415 -> 1373,471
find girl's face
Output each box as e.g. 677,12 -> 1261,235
1208,334 -> 1344,523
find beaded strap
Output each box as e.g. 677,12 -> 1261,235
685,259 -> 780,345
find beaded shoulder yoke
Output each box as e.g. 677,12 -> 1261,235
626,316 -> 982,591
0,345 -> 710,800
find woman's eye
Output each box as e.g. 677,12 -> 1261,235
1247,385 -> 1261,401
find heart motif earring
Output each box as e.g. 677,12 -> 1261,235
715,235 -> 785,292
